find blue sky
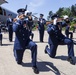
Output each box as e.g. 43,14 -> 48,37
1,0 -> 76,19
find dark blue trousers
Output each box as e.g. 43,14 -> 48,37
46,38 -> 74,58
0,33 -> 2,45
8,25 -> 13,41
30,31 -> 34,40
66,32 -> 73,39
39,30 -> 44,42
14,41 -> 37,67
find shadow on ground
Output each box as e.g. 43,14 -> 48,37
34,41 -> 48,43
1,44 -> 13,46
55,55 -> 76,64
55,55 -> 68,60
22,61 -> 61,75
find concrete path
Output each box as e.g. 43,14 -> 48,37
0,31 -> 76,75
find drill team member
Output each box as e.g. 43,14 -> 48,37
64,15 -> 73,39
7,14 -> 13,42
38,14 -> 46,42
13,9 -> 39,74
45,14 -> 75,65
0,22 -> 2,45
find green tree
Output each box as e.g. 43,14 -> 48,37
56,7 -> 64,17
49,11 -> 53,17
71,4 -> 76,17
47,11 -> 53,21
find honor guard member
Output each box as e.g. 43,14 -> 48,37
13,9 -> 39,74
64,15 -> 73,39
7,14 -> 13,42
0,22 -> 1,33
38,14 -> 46,42
0,22 -> 2,45
45,14 -> 75,65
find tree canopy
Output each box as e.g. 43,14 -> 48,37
48,4 -> 76,20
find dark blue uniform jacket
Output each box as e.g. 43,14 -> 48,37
13,20 -> 31,50
38,18 -> 46,30
47,24 -> 65,45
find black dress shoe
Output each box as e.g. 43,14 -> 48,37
67,57 -> 75,65
32,66 -> 39,74
40,41 -> 44,43
44,45 -> 48,54
10,40 -> 12,42
17,61 -> 22,65
73,40 -> 76,45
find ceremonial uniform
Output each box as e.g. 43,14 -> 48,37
0,22 -> 1,33
46,24 -> 74,57
0,24 -> 2,45
13,20 -> 37,66
13,8 -> 39,74
7,14 -> 13,42
38,14 -> 46,42
45,14 -> 75,65
65,25 -> 73,39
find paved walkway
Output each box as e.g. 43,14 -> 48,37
0,31 -> 76,75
